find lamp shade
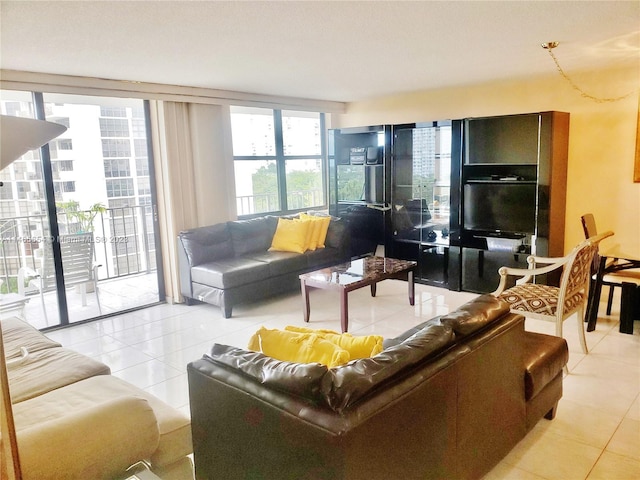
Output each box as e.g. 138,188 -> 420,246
1,115 -> 67,169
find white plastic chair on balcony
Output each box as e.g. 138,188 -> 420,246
492,232 -> 613,362
18,232 -> 102,322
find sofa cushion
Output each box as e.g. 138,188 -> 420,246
14,393 -> 159,480
179,223 -> 233,266
300,213 -> 331,249
284,325 -> 384,359
321,323 -> 455,412
299,214 -> 321,250
228,217 -> 277,256
269,217 -> 312,254
8,347 -> 111,403
324,218 -> 346,249
439,294 -> 510,337
304,246 -> 342,268
191,257 -> 271,289
13,374 -> 192,470
245,250 -> 309,276
247,326 -> 350,368
206,343 -> 329,401
382,317 -> 443,348
1,316 -> 61,359
523,331 -> 569,400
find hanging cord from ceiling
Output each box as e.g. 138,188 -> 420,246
542,42 -> 637,103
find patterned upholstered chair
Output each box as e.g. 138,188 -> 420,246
492,232 -> 613,364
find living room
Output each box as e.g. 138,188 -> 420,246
1,1 -> 639,479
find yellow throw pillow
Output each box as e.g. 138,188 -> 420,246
247,327 -> 350,368
300,213 -> 331,248
269,218 -> 311,254
285,325 -> 384,359
316,216 -> 331,248
295,217 -> 316,251
307,217 -> 323,251
299,213 -> 320,251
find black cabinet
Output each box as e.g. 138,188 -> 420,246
452,112 -> 570,293
386,121 -> 456,288
328,125 -> 392,258
331,112 -> 569,294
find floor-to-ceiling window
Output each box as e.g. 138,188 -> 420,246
231,107 -> 326,216
0,90 -> 163,329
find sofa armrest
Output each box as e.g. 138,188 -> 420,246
17,395 -> 160,480
177,235 -> 194,300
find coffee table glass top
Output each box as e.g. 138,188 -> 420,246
299,256 -> 417,288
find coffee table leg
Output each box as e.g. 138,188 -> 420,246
301,279 -> 310,323
370,282 -> 377,297
408,269 -> 415,306
341,290 -> 348,333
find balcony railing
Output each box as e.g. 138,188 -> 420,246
0,206 -> 155,294
236,189 -> 324,216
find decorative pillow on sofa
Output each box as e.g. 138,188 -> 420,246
298,215 -> 320,251
284,326 -> 383,359
321,323 -> 456,412
206,343 -> 329,401
247,326 -> 350,368
269,218 -> 312,254
300,213 -> 331,248
179,224 -> 234,266
438,294 -> 510,337
228,217 -> 276,256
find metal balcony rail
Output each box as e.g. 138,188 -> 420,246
0,206 -> 155,294
236,189 -> 324,216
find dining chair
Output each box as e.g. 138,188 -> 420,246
17,232 -> 102,322
492,232 -> 613,364
581,213 -> 640,316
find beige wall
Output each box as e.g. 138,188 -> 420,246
335,66 -> 640,255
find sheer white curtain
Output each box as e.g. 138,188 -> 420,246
149,101 -> 199,303
149,101 -> 235,303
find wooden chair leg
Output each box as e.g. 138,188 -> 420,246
576,307 -> 589,354
606,285 -> 615,315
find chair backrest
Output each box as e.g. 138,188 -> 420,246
581,213 -> 615,273
38,233 -> 96,291
558,232 -> 612,314
581,213 -> 597,239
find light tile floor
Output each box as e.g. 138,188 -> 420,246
44,281 -> 640,480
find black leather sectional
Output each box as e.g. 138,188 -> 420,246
177,214 -> 351,318
187,295 -> 568,479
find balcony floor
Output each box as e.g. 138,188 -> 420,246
18,272 -> 160,330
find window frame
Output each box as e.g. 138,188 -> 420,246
232,108 -> 327,218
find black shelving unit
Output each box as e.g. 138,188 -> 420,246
386,121 -> 456,289
328,125 -> 392,258
451,112 -> 570,293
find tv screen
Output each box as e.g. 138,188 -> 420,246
463,183 -> 536,234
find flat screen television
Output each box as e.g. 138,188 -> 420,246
463,183 -> 536,234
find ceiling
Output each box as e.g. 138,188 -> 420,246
1,1 -> 639,103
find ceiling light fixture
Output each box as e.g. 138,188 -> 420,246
541,41 -> 635,103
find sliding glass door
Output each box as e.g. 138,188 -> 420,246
0,91 -> 61,327
0,90 -> 164,329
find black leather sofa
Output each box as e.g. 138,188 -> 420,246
187,295 -> 568,479
177,214 -> 351,317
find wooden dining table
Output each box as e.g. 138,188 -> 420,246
586,244 -> 640,334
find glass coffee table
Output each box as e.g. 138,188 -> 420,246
299,256 -> 417,333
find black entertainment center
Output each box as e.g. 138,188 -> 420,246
329,111 -> 569,294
